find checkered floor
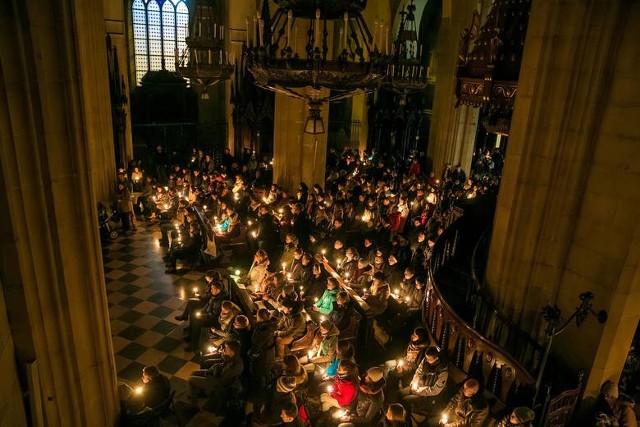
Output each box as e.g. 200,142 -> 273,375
104,223 -> 207,393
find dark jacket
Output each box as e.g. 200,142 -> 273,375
143,374 -> 171,408
349,382 -> 385,424
207,353 -> 245,390
328,300 -> 355,331
276,312 -> 306,340
251,320 -> 278,372
444,388 -> 489,427
411,356 -> 448,397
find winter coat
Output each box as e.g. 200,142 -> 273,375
329,300 -> 355,331
349,385 -> 385,424
314,288 -> 338,315
411,356 -> 448,397
309,325 -> 340,364
251,320 -> 277,373
444,388 -> 490,427
330,377 -> 358,407
276,312 -> 306,340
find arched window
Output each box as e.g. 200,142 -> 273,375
132,0 -> 189,85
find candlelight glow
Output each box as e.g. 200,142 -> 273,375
195,311 -> 202,318
327,385 -> 334,393
235,269 -> 241,276
398,359 -> 404,367
441,413 -> 448,424
135,387 -> 143,394
208,345 -> 216,353
308,350 -> 314,359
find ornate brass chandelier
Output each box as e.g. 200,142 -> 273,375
176,1 -> 234,86
387,0 -> 429,92
245,0 -> 388,101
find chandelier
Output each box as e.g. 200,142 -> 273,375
245,0 -> 389,102
387,0 -> 429,92
176,1 -> 234,86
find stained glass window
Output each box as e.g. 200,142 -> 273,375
132,0 -> 189,85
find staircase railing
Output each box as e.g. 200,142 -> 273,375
424,219 -> 537,407
469,228 -> 545,379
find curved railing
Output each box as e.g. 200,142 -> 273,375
423,219 -> 536,406
469,228 -> 544,379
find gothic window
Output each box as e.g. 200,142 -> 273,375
132,0 -> 189,84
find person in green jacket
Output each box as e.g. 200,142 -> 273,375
313,277 -> 339,316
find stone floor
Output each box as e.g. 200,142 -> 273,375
103,221 -> 233,426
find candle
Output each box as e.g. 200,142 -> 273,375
321,249 -> 326,256
247,220 -> 253,226
394,288 -> 400,296
193,286 -> 198,293
308,350 -> 314,359
282,262 -> 286,271
195,311 -> 201,318
208,345 -> 216,353
441,413 -> 448,424
135,387 -> 143,394
252,231 -> 257,238
327,385 -> 334,393
235,269 -> 241,276
398,359 -> 404,367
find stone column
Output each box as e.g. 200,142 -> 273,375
104,0 -> 134,164
427,0 -> 481,177
485,0 -> 640,397
0,0 -> 119,424
0,278 -> 27,427
273,89 -> 329,192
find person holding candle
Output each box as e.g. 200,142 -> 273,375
247,249 -> 271,294
279,233 -> 299,270
437,379 -> 489,427
384,327 -> 430,403
251,375 -> 298,426
319,359 -> 359,412
336,367 -> 386,426
303,319 -> 339,372
185,280 -> 228,352
488,406 -> 535,427
401,347 -> 448,414
337,247 -> 359,279
174,270 -> 219,322
311,277 -> 339,322
119,365 -> 172,416
207,300 -> 243,347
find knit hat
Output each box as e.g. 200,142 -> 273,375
276,376 -> 297,393
513,407 -> 535,423
367,367 -> 384,383
602,381 -> 619,399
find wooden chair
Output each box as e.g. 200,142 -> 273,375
291,321 -> 319,353
540,372 -> 584,427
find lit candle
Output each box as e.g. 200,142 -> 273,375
235,269 -> 241,276
282,262 -> 286,271
203,205 -> 208,211
308,350 -> 314,359
327,385 -> 334,393
321,249 -> 326,256
208,345 -> 216,353
441,413 -> 448,425
135,387 -> 143,394
252,231 -> 257,238
193,286 -> 198,293
314,297 -> 319,303
195,311 -> 202,318
398,359 -> 404,367
247,220 -> 253,226
394,288 -> 400,296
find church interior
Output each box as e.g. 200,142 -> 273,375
0,0 -> 639,426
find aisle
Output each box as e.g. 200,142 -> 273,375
102,223 -> 204,389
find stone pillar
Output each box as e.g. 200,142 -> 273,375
0,278 -> 27,427
0,0 -> 119,425
485,0 -> 640,397
427,0 -> 481,177
104,0 -> 134,164
273,89 -> 329,192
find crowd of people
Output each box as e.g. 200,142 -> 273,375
111,145 -> 627,427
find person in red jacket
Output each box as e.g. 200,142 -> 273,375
320,359 -> 359,412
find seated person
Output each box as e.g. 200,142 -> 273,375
185,280 -> 228,352
310,277 -> 339,323
304,263 -> 328,307
215,206 -> 241,244
401,347 -> 448,410
336,367 -> 385,426
489,406 -> 535,427
592,381 -> 637,427
319,359 -> 359,413
158,200 -> 189,247
274,300 -> 307,358
174,270 -> 219,321
328,291 -> 355,332
350,258 -> 373,292
277,402 -> 303,427
438,379 -> 489,427
385,327 -> 430,402
321,341 -> 356,388
381,403 -> 409,427
119,365 -> 172,414
247,250 -> 271,294
302,319 -> 340,372
208,301 -> 243,347
165,222 -> 203,273
251,376 -> 298,427
187,340 -> 244,411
